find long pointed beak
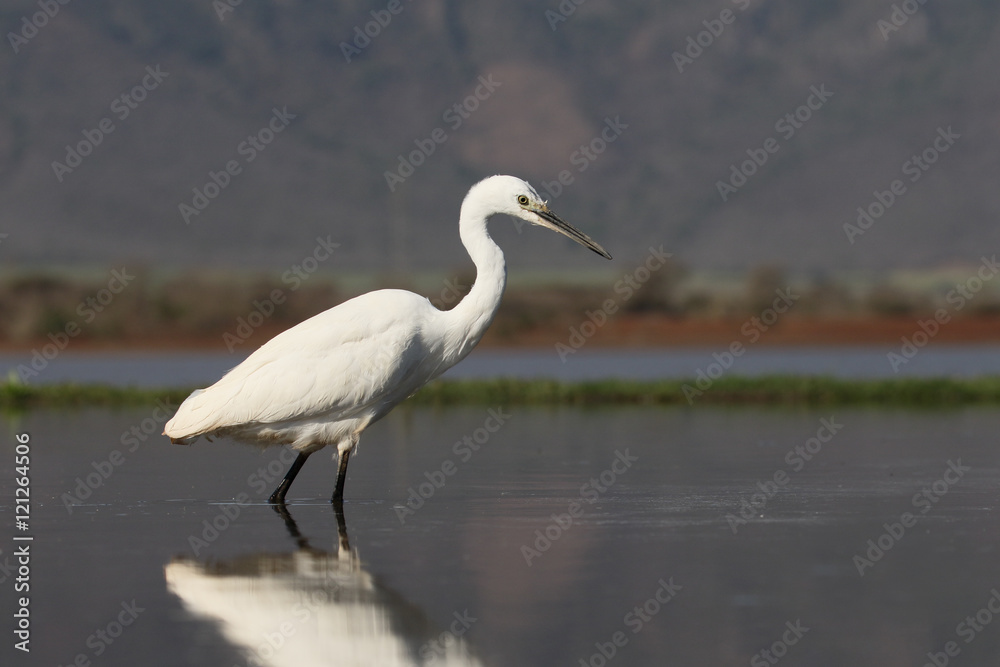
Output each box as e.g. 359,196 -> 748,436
534,207 -> 612,260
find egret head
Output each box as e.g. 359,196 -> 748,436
467,175 -> 612,260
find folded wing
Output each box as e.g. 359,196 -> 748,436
164,291 -> 432,442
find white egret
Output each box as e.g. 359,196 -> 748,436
164,175 -> 611,503
166,506 -> 486,666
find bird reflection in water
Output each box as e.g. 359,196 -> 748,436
165,505 -> 482,667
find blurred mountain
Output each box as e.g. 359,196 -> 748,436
1,0 -> 998,272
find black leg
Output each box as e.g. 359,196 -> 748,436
268,451 -> 311,504
332,448 -> 351,503
332,499 -> 349,552
270,502 -> 313,550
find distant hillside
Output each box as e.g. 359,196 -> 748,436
1,0 -> 998,273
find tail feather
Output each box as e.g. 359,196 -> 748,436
163,389 -> 215,444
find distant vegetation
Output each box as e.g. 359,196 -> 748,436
413,377 -> 1000,407
0,380 -> 191,410
1,264 -> 998,346
6,376 -> 1000,411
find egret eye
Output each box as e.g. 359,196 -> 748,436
517,195 -> 530,206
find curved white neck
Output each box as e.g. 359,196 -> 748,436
442,207 -> 507,355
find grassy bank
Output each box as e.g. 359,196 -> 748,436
412,376 -> 1000,406
4,376 -> 1000,410
0,382 -> 192,410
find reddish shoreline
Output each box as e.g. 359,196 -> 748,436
2,315 -> 998,353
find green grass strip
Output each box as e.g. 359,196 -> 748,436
0,382 -> 191,410
5,376 -> 1000,410
411,376 -> 1000,406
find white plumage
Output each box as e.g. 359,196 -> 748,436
165,509 -> 485,666
164,175 -> 611,503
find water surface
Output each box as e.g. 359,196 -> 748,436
2,405 -> 999,666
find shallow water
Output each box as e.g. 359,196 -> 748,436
3,405 -> 1000,666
